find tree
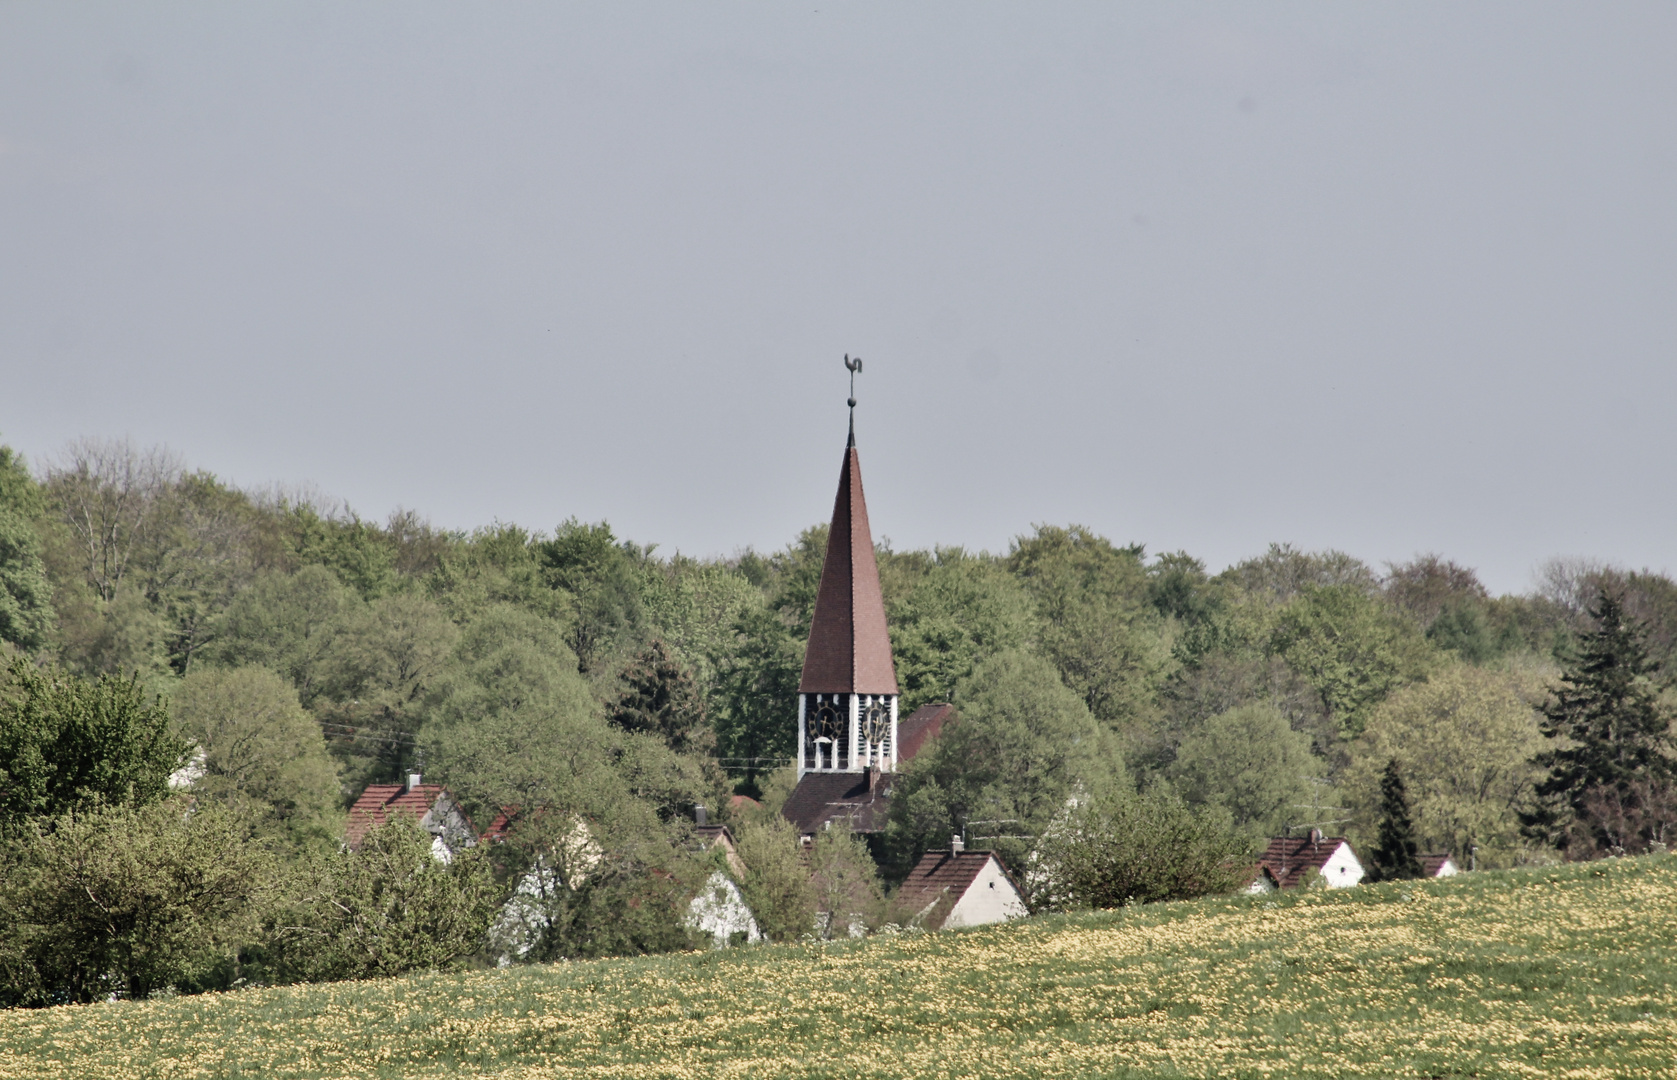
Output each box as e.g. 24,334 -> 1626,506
888,551 -> 1036,713
42,437 -> 181,605
1030,788 -> 1245,911
882,649 -> 1128,879
1382,554 -> 1488,630
0,797 -> 277,1005
537,519 -> 649,674
1525,591 -> 1676,857
170,665 -> 341,851
1007,526 -> 1167,744
268,813 -> 499,982
1167,704 -> 1318,837
710,604 -> 803,798
0,659 -> 187,822
1347,663 -> 1546,867
206,566 -> 356,706
425,522 -> 572,625
0,442 -> 53,654
518,833 -> 703,960
731,813 -> 817,942
807,826 -> 883,938
1367,760 -> 1424,881
423,605 -> 618,821
1269,584 -> 1436,738
609,638 -> 713,754
1223,543 -> 1378,604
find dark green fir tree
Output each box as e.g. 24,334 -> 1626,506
1369,759 -> 1424,882
1524,590 -> 1675,856
608,639 -> 712,755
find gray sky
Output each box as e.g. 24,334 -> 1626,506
3,4 -> 1674,594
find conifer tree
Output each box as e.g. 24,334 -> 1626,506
1524,590 -> 1675,855
1369,759 -> 1423,881
608,639 -> 712,754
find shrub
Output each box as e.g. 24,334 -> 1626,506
1030,788 -> 1245,910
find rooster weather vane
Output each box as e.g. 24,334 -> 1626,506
845,354 -> 862,444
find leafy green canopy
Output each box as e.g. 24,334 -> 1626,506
0,797 -> 276,1005
1168,703 -> 1318,838
1347,663 -> 1545,868
0,659 -> 187,821
0,442 -> 54,654
1031,788 -> 1245,910
884,649 -> 1129,880
267,814 -> 500,983
170,665 -> 342,852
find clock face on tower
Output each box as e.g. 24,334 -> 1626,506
814,704 -> 842,742
863,699 -> 889,745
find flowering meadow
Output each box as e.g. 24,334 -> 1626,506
3,856 -> 1674,1079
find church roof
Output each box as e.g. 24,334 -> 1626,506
782,770 -> 898,835
800,440 -> 899,695
897,702 -> 955,763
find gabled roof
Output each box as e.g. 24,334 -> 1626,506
481,807 -> 518,843
898,703 -> 954,763
799,442 -> 898,695
1256,834 -> 1358,889
781,770 -> 897,835
344,783 -> 469,849
1421,853 -> 1458,878
895,849 -> 1021,929
1238,863 -> 1282,892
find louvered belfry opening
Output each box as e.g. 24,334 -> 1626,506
797,438 -> 900,777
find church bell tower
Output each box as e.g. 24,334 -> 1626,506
797,357 -> 900,779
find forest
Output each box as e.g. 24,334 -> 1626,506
1,435 -> 1673,1005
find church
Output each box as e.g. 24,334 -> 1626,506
778,391 -> 951,841
776,382 -> 1029,930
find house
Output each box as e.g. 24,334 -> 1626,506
1421,853 -> 1461,878
1241,864 -> 1283,895
691,806 -> 747,878
686,872 -> 761,948
895,842 -> 1028,930
1255,829 -> 1365,889
345,773 -> 476,861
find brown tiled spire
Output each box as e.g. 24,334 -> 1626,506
799,440 -> 899,695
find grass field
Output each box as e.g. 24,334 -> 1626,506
2,856 -> 1674,1079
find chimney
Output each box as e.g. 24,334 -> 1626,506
1309,827 -> 1323,846
951,834 -> 965,854
407,772 -> 422,792
694,804 -> 708,827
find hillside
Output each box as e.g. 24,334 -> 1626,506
2,857 -> 1674,1079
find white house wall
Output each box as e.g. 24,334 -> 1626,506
1319,842 -> 1365,888
686,871 -> 761,948
944,857 -> 1028,929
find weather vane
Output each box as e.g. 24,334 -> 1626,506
844,354 -> 862,444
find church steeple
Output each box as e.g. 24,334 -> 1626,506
797,361 -> 899,777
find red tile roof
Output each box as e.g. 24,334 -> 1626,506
344,783 -> 469,849
1256,834 -> 1357,889
729,794 -> 761,812
781,769 -> 897,835
895,849 -> 1020,929
897,703 -> 954,763
799,443 -> 898,695
481,806 -> 518,843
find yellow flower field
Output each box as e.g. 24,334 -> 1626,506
3,857 -> 1674,1079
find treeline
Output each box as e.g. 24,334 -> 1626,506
1,436 -> 1674,1003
